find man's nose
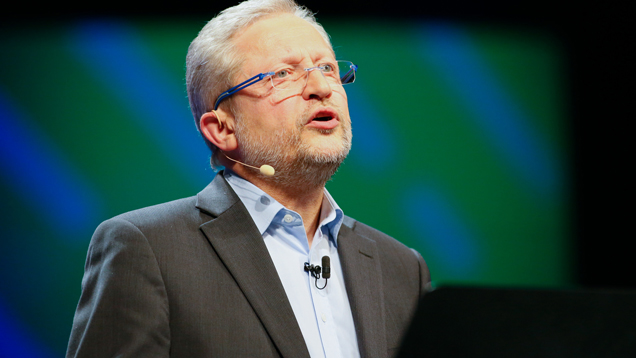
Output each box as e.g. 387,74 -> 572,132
302,68 -> 332,100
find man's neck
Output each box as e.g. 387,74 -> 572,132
231,164 -> 325,247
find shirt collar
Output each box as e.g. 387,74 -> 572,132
319,187 -> 344,245
223,170 -> 344,246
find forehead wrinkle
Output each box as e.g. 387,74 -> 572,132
269,46 -> 336,67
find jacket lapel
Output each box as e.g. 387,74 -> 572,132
338,219 -> 388,358
196,174 -> 310,358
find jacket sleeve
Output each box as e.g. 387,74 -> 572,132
66,217 -> 170,358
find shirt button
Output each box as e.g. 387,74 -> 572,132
321,313 -> 327,322
283,214 -> 294,223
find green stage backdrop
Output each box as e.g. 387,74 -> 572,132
0,16 -> 570,357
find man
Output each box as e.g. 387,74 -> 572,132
66,0 -> 430,357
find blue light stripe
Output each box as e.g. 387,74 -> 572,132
0,299 -> 56,358
67,20 -> 211,189
0,92 -> 102,241
344,85 -> 397,171
418,23 -> 561,200
402,184 -> 481,278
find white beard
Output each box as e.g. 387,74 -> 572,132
233,104 -> 352,190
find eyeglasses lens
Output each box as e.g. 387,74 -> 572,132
268,61 -> 356,91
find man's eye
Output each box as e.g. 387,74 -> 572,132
320,64 -> 335,72
275,70 -> 290,78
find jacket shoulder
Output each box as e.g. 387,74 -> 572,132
89,196 -> 209,254
342,215 -> 430,286
343,215 -> 413,254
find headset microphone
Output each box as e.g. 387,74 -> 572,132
223,154 -> 275,176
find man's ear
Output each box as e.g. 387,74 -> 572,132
199,109 -> 237,151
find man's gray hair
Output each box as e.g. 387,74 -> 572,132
185,0 -> 333,162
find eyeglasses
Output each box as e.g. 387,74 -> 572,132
213,60 -> 357,110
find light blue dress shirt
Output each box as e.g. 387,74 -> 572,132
224,170 -> 360,358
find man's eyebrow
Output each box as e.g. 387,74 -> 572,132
313,51 -> 337,63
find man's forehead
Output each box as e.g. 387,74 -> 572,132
234,14 -> 334,65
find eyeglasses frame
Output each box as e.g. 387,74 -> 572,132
212,61 -> 357,110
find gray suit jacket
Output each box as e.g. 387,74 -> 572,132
67,173 -> 430,358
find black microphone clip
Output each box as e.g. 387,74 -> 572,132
304,262 -> 322,278
304,256 -> 330,290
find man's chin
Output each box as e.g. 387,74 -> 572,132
301,134 -> 350,157
259,143 -> 348,190
300,143 -> 350,164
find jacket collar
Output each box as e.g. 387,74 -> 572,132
195,171 -> 239,218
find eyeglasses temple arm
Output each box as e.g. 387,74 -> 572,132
340,64 -> 357,84
213,72 -> 275,110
